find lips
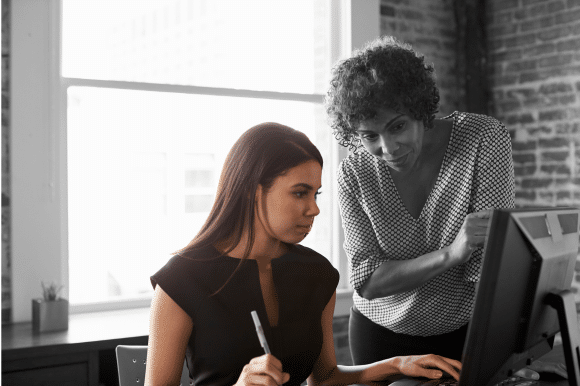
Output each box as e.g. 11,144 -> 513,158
383,153 -> 408,166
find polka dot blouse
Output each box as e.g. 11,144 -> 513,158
337,112 -> 515,336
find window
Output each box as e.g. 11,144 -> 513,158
11,0 -> 379,320
63,0 -> 338,308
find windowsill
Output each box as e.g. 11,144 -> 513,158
67,289 -> 354,319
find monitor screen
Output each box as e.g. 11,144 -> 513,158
459,207 -> 580,386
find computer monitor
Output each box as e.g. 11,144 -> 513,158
459,207 -> 580,386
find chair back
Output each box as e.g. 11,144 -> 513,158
115,345 -> 191,386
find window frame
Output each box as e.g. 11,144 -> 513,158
10,0 -> 379,321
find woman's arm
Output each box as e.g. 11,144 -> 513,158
308,292 -> 462,386
338,161 -> 490,300
359,210 -> 491,300
145,285 -> 193,386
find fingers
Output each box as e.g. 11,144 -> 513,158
242,354 -> 290,385
528,360 -> 568,379
402,355 -> 462,381
514,368 -> 540,380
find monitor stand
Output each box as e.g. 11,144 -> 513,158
546,289 -> 580,386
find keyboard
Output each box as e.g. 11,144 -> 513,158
391,376 -> 540,386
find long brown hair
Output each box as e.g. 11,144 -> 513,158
175,122 -> 323,293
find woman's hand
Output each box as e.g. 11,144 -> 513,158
514,360 -> 568,380
234,354 -> 290,386
448,209 -> 493,265
391,354 -> 462,381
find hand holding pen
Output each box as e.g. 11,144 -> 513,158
232,311 -> 290,386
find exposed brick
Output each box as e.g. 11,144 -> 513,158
513,153 -> 536,164
489,0 -> 520,11
537,25 -> 572,41
507,88 -> 537,99
546,0 -> 567,13
488,10 -> 513,26
380,5 -> 396,17
568,0 -> 580,8
557,37 -> 580,52
506,113 -> 535,125
539,82 -> 573,94
539,53 -> 574,68
521,178 -> 553,188
492,49 -> 523,62
524,96 -> 553,109
506,59 -> 538,72
525,42 -> 556,58
539,191 -> 555,200
557,94 -> 577,105
514,165 -> 537,175
557,191 -> 572,200
521,16 -> 555,33
541,164 -> 572,174
539,109 -> 567,121
555,122 -> 580,134
400,9 -> 425,21
539,137 -> 571,148
519,71 -> 549,84
497,99 -> 522,112
489,24 -> 518,39
555,8 -> 580,24
541,151 -> 569,161
532,3 -> 552,17
490,74 -> 520,86
505,33 -> 537,48
514,8 -> 527,20
523,0 -> 547,6
513,141 -> 537,151
528,126 -> 554,135
516,190 -> 537,200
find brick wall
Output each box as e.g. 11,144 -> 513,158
486,0 -> 580,306
379,0 -> 464,115
2,0 -> 10,325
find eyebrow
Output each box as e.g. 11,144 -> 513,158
291,183 -> 322,190
356,113 -> 405,133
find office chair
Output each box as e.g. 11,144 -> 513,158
115,345 -> 191,386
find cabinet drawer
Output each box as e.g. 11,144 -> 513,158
2,362 -> 89,386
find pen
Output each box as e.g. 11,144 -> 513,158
251,310 -> 271,354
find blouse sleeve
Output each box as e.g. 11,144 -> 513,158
464,119 -> 516,282
337,161 -> 387,294
150,255 -> 199,318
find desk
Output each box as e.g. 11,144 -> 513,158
2,307 -> 150,386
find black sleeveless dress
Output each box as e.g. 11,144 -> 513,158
150,244 -> 340,386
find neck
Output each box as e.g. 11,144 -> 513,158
216,230 -> 289,263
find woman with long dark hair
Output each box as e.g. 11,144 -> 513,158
145,122 -> 461,386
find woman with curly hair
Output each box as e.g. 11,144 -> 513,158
325,36 -> 516,365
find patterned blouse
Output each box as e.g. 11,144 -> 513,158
337,112 -> 515,336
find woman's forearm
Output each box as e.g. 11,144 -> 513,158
359,246 -> 457,300
309,360 -> 400,386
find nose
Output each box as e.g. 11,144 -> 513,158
380,134 -> 399,155
306,197 -> 320,218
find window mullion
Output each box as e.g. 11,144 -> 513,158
61,77 -> 325,104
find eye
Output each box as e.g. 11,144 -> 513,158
315,191 -> 322,201
361,133 -> 378,142
391,122 -> 406,132
294,191 -> 308,198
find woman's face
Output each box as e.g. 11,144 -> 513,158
255,160 -> 322,245
356,107 -> 425,172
